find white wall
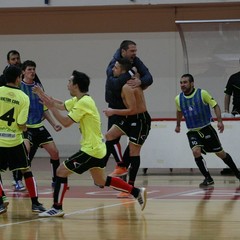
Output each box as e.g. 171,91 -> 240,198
1,31 -> 239,158
0,32 -> 183,157
141,120 -> 240,168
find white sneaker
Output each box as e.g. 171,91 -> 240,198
38,207 -> 65,217
14,180 -> 26,191
136,188 -> 147,211
117,192 -> 131,198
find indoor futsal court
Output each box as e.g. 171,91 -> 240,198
0,157 -> 240,239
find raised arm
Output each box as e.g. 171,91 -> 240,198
32,85 -> 65,111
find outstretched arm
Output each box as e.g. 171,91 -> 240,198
39,93 -> 74,128
43,110 -> 62,132
32,85 -> 65,111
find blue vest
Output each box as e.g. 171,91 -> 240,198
21,81 -> 44,125
179,89 -> 212,129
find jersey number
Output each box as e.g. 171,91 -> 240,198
0,108 -> 15,126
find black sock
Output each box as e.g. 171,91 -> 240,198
117,146 -> 130,168
222,153 -> 240,176
105,138 -> 122,164
13,170 -> 23,182
195,156 -> 212,179
53,176 -> 68,210
128,156 -> 140,186
50,159 -> 60,183
131,187 -> 140,198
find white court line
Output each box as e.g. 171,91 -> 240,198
0,202 -> 133,228
148,188 -> 201,200
0,188 -> 201,228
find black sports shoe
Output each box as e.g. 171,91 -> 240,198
0,204 -> 7,215
32,203 -> 46,213
199,178 -> 214,188
220,168 -> 234,176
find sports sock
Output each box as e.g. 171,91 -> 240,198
24,171 -> 38,199
105,139 -> 123,164
128,156 -> 140,186
195,156 -> 212,179
0,181 -> 4,204
117,146 -> 130,168
13,170 -> 23,182
105,176 -> 133,193
0,175 -> 6,198
222,153 -> 240,176
50,159 -> 60,183
53,176 -> 68,210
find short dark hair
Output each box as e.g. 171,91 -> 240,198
120,40 -> 136,51
4,66 -> 22,83
7,50 -> 20,61
117,58 -> 132,72
181,73 -> 194,82
22,60 -> 36,71
72,70 -> 90,93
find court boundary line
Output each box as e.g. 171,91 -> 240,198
0,187 -> 236,228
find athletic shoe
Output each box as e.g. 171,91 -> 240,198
14,180 -> 26,191
136,187 -> 147,211
0,204 -> 7,215
32,203 -> 47,213
117,192 -> 131,198
2,196 -> 9,208
109,166 -> 128,177
38,208 -> 65,217
199,178 -> 214,188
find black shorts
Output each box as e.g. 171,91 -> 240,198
114,111 -> 151,146
187,124 -> 223,154
107,114 -> 126,130
64,150 -> 106,174
0,142 -> 29,172
23,126 -> 54,147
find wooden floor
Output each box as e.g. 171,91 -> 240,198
1,158 -> 240,240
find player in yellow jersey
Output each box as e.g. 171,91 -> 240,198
33,70 -> 147,217
0,66 -> 46,214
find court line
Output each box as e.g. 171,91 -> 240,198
0,188 -> 219,228
149,188 -> 202,199
0,199 -> 139,228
